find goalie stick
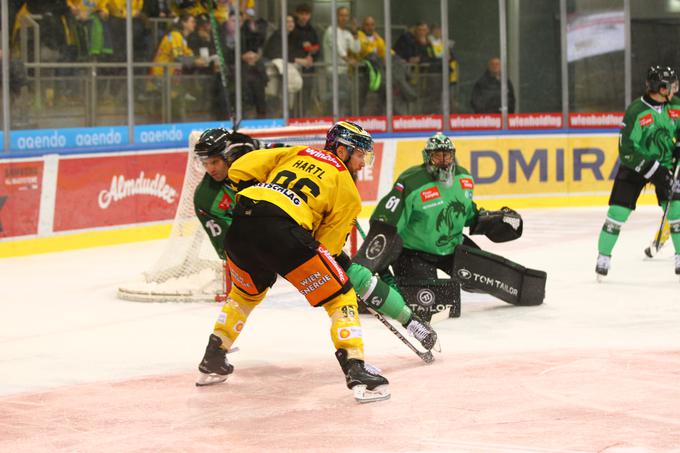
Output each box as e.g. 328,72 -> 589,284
354,222 -> 435,363
646,165 -> 680,258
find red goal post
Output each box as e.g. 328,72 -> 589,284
117,125 -> 359,302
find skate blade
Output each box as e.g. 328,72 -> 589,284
596,273 -> 606,283
352,384 -> 390,403
195,372 -> 229,387
644,247 -> 654,258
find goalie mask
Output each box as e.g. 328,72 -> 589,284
194,127 -> 258,166
423,133 -> 456,186
325,121 -> 375,168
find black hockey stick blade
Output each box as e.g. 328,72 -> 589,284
368,308 -> 435,364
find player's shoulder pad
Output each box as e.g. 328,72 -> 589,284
454,164 -> 473,179
397,165 -> 433,193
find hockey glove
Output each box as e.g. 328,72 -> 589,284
469,207 -> 523,242
647,163 -> 673,198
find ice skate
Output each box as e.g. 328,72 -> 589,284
595,254 -> 610,282
404,314 -> 438,351
335,349 -> 390,403
196,334 -> 234,387
675,255 -> 680,277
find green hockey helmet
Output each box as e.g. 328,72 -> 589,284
422,132 -> 456,184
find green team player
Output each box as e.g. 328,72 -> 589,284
354,132 -> 542,318
192,125 -> 438,351
596,65 -> 680,279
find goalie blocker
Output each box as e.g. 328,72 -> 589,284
353,220 -> 403,272
453,245 -> 546,306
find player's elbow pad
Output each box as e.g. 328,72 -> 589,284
469,207 -> 523,242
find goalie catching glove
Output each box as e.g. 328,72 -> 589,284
469,207 -> 523,242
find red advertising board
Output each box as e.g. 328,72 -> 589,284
355,142 -> 383,201
0,160 -> 43,238
569,112 -> 623,128
508,113 -> 562,129
53,152 -> 187,231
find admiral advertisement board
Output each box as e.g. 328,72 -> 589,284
393,134 -> 620,199
0,160 -> 43,238
53,152 -> 187,231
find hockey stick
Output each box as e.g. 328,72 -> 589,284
205,0 -> 230,117
649,164 -> 680,256
367,307 -> 434,364
354,222 -> 435,363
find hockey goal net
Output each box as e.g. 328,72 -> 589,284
117,125 -> 359,302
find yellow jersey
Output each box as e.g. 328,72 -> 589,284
228,146 -> 361,255
357,30 -> 386,59
107,0 -> 142,18
151,30 -> 193,77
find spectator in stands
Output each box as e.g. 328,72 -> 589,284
428,24 -> 460,111
356,16 -> 386,115
263,14 -> 312,67
149,14 -> 208,120
108,0 -> 147,63
262,15 -> 308,116
289,3 -> 320,116
188,13 -> 216,69
239,9 -> 269,118
357,16 -> 385,60
323,6 -> 360,116
69,0 -> 113,60
470,57 -> 515,114
393,22 -> 435,66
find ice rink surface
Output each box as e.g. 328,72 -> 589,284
2,206 -> 680,452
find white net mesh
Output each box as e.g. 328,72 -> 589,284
117,126 -> 349,302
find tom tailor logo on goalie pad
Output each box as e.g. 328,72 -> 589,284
458,268 -> 518,296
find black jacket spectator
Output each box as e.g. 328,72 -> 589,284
289,18 -> 320,73
470,68 -> 516,114
393,27 -> 435,66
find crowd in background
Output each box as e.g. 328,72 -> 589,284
4,0 -> 510,124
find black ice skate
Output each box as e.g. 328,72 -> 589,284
403,314 -> 438,351
595,253 -> 610,282
196,334 -> 234,387
675,255 -> 680,276
335,348 -> 390,403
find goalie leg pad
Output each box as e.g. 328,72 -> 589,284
353,220 -> 403,272
453,245 -> 546,306
397,278 -> 461,321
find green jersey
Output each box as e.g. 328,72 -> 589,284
371,164 -> 478,256
619,96 -> 680,172
193,173 -> 237,260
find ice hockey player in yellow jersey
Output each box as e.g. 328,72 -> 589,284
196,121 -> 390,403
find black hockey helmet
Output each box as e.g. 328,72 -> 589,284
325,120 -> 374,166
194,127 -> 258,165
646,65 -> 678,93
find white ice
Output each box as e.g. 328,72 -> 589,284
1,206 -> 680,452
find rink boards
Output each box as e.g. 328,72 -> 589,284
0,132 -> 659,256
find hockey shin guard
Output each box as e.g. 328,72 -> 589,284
213,285 -> 266,349
668,200 -> 680,253
348,263 -> 412,325
598,205 -> 632,256
324,292 -> 365,361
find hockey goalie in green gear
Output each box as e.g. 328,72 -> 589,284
357,132 -> 544,321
